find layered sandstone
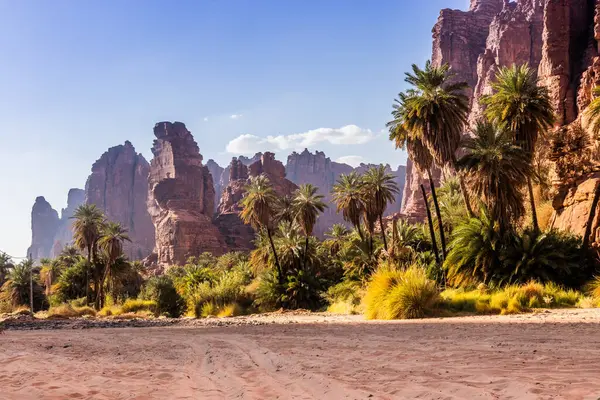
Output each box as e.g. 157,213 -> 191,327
85,141 -> 155,260
148,122 -> 225,265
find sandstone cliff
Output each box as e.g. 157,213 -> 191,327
205,159 -> 224,213
403,0 -> 600,240
85,141 -> 155,260
148,122 -> 226,265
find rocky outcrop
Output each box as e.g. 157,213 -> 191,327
248,152 -> 298,197
469,0 -> 545,124
205,159 -> 224,213
285,150 -> 405,235
85,141 -> 155,260
51,188 -> 85,257
148,122 -> 226,265
285,149 -> 353,235
553,172 -> 600,244
214,158 -> 255,251
27,197 -> 60,262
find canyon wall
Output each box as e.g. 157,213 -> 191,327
85,141 -> 155,260
404,0 -> 600,246
147,122 -> 225,265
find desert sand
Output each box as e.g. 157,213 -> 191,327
2,309 -> 600,399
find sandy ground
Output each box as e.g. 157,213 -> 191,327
2,309 -> 600,399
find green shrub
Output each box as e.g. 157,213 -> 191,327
254,268 -> 326,312
141,276 -> 185,317
325,280 -> 363,314
192,268 -> 253,318
364,266 -> 439,320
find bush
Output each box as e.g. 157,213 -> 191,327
120,299 -> 158,315
48,304 -> 96,319
326,280 -> 363,314
141,276 -> 185,317
254,268 -> 326,312
191,269 -> 253,318
364,266 -> 440,320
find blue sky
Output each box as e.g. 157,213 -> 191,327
0,0 -> 467,257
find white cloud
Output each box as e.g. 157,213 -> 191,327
230,114 -> 243,120
335,155 -> 368,167
203,117 -> 209,122
225,125 -> 376,155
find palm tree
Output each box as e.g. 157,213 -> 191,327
361,166 -> 399,252
457,121 -> 533,234
388,92 -> 443,259
401,61 -> 474,217
292,184 -> 327,270
239,175 -> 284,283
332,172 -> 366,241
0,260 -> 39,309
275,195 -> 295,228
323,224 -> 349,256
482,64 -> 555,233
39,258 -> 62,296
71,204 -> 105,303
0,252 -> 13,287
96,222 -> 131,309
57,246 -> 81,268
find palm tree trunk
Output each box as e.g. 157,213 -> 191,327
356,223 -> 365,242
427,169 -> 447,260
303,236 -> 309,272
379,215 -> 388,251
420,183 -> 440,265
458,175 -> 475,218
527,177 -> 539,234
86,246 -> 91,304
266,228 -> 284,284
583,180 -> 600,248
95,262 -> 111,311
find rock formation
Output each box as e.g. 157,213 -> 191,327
214,158 -> 255,251
27,197 -> 60,262
205,159 -> 224,213
148,122 -> 226,265
285,150 -> 353,235
285,150 -> 406,235
85,141 -> 155,260
27,189 -> 86,262
51,188 -> 85,257
413,0 -> 600,245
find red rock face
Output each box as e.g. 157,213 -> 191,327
27,197 -> 60,262
248,152 -> 298,197
148,122 -> 226,265
85,141 -> 155,260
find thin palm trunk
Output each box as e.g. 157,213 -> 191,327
379,214 -> 388,251
95,262 -> 112,311
420,183 -> 440,265
85,245 -> 91,304
303,236 -> 309,271
266,228 -> 283,284
583,181 -> 600,248
427,169 -> 447,260
356,223 -> 365,242
527,177 -> 539,234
